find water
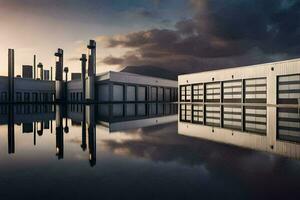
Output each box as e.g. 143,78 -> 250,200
0,104 -> 300,200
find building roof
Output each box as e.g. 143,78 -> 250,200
178,57 -> 300,78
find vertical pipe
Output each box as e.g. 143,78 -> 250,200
34,55 -> 36,79
55,49 -> 64,102
86,40 -> 96,102
50,67 -> 53,81
8,49 -> 15,103
80,54 -> 87,101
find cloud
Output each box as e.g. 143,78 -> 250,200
102,56 -> 124,65
99,0 -> 300,74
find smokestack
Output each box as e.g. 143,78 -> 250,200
87,40 -> 96,76
80,54 -> 87,101
55,49 -> 64,101
8,49 -> 15,103
86,40 -> 96,101
50,66 -> 53,81
34,55 -> 36,79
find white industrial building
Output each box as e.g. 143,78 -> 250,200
178,58 -> 300,158
67,71 -> 178,103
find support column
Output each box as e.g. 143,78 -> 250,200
55,49 -> 64,102
64,67 -> 69,102
8,49 -> 15,103
86,40 -> 96,102
34,55 -> 36,80
80,54 -> 87,102
50,66 -> 53,81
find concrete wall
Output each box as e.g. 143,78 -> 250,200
0,76 -> 55,103
67,79 -> 83,102
178,58 -> 300,159
96,71 -> 178,103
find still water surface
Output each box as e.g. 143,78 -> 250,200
0,104 -> 300,200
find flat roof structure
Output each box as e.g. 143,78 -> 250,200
67,71 -> 178,103
178,58 -> 300,159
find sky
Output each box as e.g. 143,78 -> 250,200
0,0 -> 300,77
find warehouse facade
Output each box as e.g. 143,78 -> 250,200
0,76 -> 55,103
67,71 -> 178,104
178,58 -> 300,158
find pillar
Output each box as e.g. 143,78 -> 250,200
64,67 -> 69,102
86,40 -> 96,102
55,49 -> 64,102
34,55 -> 36,79
50,66 -> 53,81
8,49 -> 15,103
80,54 -> 87,101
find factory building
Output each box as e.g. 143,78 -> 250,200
2,40 -> 178,105
178,58 -> 300,158
67,71 -> 178,104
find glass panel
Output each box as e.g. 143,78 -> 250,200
278,107 -> 300,142
245,78 -> 267,103
245,106 -> 267,135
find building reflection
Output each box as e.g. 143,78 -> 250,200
0,103 -> 178,165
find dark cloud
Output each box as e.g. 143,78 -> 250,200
102,56 -> 124,65
101,0 -> 300,74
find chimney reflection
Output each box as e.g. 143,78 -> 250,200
34,122 -> 37,146
81,106 -> 87,151
87,105 -> 96,167
55,105 -> 64,159
8,105 -> 15,154
37,121 -> 44,136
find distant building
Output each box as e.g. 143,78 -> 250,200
22,65 -> 33,79
44,70 -> 50,80
178,58 -> 300,159
71,73 -> 81,80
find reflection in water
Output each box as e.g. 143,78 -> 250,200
0,104 -> 300,199
87,105 -> 96,167
8,105 -> 14,154
56,105 -> 64,159
0,103 -> 177,167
